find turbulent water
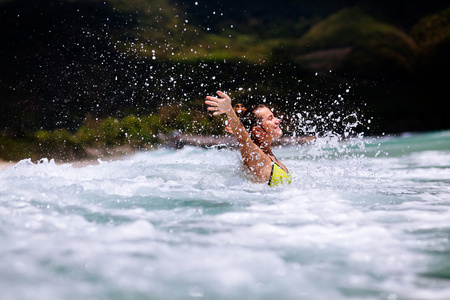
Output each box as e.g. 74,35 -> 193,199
1,130 -> 449,300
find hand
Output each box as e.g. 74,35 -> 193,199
225,118 -> 233,133
205,91 -> 233,116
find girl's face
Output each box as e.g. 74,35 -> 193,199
254,107 -> 283,139
234,103 -> 246,114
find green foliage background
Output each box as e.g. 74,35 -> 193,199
1,0 -> 450,161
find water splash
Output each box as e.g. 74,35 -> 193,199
1,132 -> 450,300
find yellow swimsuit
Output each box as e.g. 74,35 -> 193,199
269,162 -> 292,187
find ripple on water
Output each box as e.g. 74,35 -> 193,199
1,132 -> 450,299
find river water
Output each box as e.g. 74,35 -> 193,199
1,130 -> 449,300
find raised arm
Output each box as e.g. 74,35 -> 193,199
205,91 -> 250,146
205,91 -> 273,182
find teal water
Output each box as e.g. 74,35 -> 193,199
0,131 -> 449,300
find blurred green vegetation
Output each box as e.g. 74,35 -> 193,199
295,8 -> 419,77
1,0 -> 450,161
0,102 -> 227,161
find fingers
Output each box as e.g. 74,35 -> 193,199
205,100 -> 219,114
216,91 -> 230,100
206,107 -> 221,115
206,92 -> 228,100
204,100 -> 217,106
206,91 -> 229,100
205,91 -> 229,116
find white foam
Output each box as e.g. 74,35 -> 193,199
1,132 -> 449,299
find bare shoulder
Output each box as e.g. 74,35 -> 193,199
240,143 -> 273,183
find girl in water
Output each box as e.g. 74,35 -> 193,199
205,91 -> 292,187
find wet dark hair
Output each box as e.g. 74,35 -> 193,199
240,104 -> 267,141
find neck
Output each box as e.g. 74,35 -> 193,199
256,138 -> 273,155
